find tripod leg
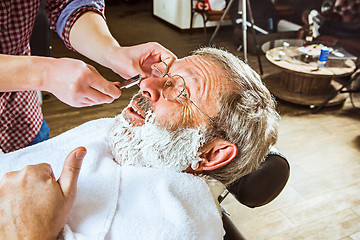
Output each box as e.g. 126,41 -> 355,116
202,13 -> 207,44
209,0 -> 235,44
312,78 -> 353,113
246,0 -> 263,75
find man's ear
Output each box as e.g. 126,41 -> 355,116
197,139 -> 238,172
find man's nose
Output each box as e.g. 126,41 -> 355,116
139,76 -> 166,102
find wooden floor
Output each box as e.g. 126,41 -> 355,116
42,1 -> 360,239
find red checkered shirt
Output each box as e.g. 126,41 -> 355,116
0,0 -> 104,152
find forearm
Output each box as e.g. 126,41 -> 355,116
0,54 -> 48,92
69,11 -> 120,71
0,52 -> 120,107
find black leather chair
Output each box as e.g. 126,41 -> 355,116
220,149 -> 290,240
298,0 -> 360,66
30,0 -> 51,57
29,0 -> 51,104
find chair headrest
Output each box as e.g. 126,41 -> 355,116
226,150 -> 290,208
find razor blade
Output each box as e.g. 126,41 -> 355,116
117,74 -> 142,89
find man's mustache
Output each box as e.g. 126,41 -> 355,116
132,92 -> 153,118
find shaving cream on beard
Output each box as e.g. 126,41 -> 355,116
107,105 -> 206,172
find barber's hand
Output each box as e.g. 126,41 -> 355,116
44,57 -> 121,107
106,42 -> 177,79
0,147 -> 87,240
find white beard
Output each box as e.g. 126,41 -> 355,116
107,104 -> 206,172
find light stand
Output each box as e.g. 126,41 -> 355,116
245,0 -> 264,74
208,0 -> 267,74
208,0 -> 236,45
242,0 -> 247,63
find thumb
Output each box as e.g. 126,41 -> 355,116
58,147 -> 87,199
131,63 -> 146,79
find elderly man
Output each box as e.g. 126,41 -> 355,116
0,47 -> 280,240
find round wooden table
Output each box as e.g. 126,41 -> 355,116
264,46 -> 356,106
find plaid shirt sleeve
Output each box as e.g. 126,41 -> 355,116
46,0 -> 105,51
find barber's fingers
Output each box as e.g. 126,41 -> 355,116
142,43 -> 177,77
152,44 -> 177,67
120,42 -> 177,79
75,82 -> 122,106
80,87 -> 115,105
58,147 -> 87,199
86,65 -> 122,100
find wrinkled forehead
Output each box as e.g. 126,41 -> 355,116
171,55 -> 213,70
169,55 -> 222,82
168,55 -> 232,121
171,55 -> 233,93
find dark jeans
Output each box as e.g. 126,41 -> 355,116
28,119 -> 50,146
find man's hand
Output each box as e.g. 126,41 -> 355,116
43,57 -> 121,107
106,42 -> 177,79
0,147 -> 87,240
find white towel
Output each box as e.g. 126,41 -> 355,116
0,118 -> 224,240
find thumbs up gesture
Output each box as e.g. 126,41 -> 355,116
0,147 -> 87,240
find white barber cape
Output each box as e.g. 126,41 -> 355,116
0,118 -> 225,240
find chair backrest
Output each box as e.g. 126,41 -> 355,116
191,0 -> 227,12
190,0 -> 231,23
191,0 -> 208,12
323,0 -> 360,23
226,149 -> 290,208
30,0 -> 51,57
190,0 -> 231,43
221,149 -> 290,239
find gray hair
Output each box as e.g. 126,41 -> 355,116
192,47 -> 280,186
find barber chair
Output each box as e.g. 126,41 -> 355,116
219,148 -> 290,239
30,0 -> 51,57
30,0 -> 51,104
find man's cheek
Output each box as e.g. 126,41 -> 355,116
154,108 -> 181,128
